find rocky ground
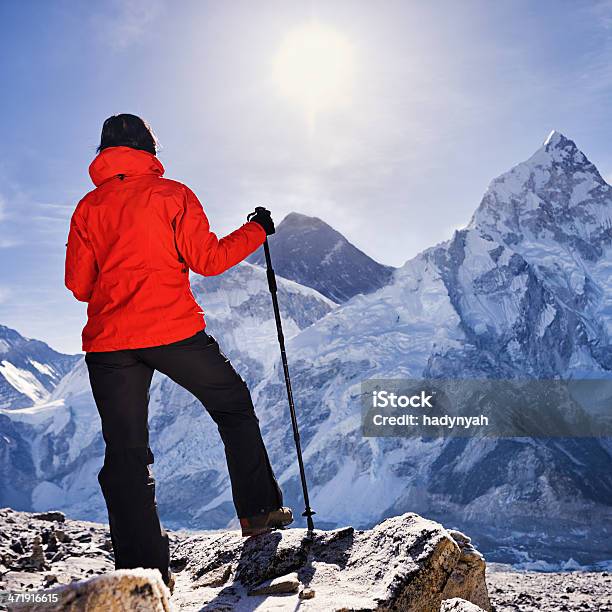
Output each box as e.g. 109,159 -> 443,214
486,564 -> 611,612
0,507 -> 609,611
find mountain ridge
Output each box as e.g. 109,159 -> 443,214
0,324 -> 79,410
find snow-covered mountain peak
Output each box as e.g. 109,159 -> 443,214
535,130 -> 593,168
468,133 -> 612,264
248,211 -> 395,302
543,129 -> 576,151
277,211 -> 327,231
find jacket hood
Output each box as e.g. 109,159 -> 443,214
89,146 -> 165,187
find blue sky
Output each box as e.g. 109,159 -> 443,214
1,0 -> 612,353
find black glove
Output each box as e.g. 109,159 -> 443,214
247,206 -> 275,236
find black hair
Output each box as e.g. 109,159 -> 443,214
97,114 -> 159,155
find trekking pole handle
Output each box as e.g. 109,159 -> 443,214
247,208 -> 278,294
246,206 -> 269,222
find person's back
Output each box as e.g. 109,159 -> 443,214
68,140 -> 267,352
65,114 -> 292,591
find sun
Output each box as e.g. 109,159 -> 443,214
273,23 -> 354,117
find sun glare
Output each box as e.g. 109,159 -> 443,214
273,23 -> 354,117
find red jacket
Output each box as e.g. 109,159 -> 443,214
65,146 -> 266,352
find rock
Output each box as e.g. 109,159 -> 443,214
54,530 -> 71,543
174,513 -> 489,611
98,538 -> 113,552
32,511 -> 66,523
32,512 -> 66,523
12,568 -> 172,611
29,535 -> 50,571
53,572 -> 74,586
248,571 -> 301,595
46,531 -> 59,553
448,530 -> 471,546
442,530 -> 491,611
76,533 -> 92,543
44,573 -> 58,586
10,540 -> 24,555
441,597 -> 488,611
193,563 -> 232,588
299,587 -> 316,600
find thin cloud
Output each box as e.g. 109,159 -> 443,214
592,0 -> 612,28
0,192 -> 71,248
93,0 -> 165,51
0,286 -> 11,305
0,194 -> 20,247
0,238 -> 21,248
38,202 -> 74,213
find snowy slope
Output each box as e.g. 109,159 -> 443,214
0,325 -> 79,409
247,212 -> 395,302
0,263 -> 335,524
0,358 -> 103,514
190,262 -> 336,382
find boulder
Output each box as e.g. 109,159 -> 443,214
247,571 -> 301,595
13,568 -> 171,612
442,530 -> 491,611
441,597 -> 488,612
0,509 -> 491,611
172,512 -> 490,611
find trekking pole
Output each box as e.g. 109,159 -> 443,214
248,207 -> 316,532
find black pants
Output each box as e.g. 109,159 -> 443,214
85,329 -> 283,579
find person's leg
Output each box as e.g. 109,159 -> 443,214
85,350 -> 170,581
136,330 -> 283,519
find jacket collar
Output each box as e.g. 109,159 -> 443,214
89,146 -> 165,187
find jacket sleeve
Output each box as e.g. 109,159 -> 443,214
174,185 -> 266,276
65,204 -> 98,302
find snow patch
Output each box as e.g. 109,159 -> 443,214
0,360 -> 49,404
29,359 -> 57,378
32,481 -> 66,511
544,129 -> 559,146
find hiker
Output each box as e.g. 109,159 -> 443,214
64,114 -> 293,589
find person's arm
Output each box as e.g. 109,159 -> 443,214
174,185 -> 266,276
65,203 -> 98,302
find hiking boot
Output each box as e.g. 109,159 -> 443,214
240,507 -> 294,537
